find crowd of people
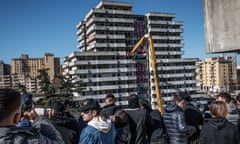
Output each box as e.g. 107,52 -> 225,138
0,88 -> 240,144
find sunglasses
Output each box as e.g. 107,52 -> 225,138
82,110 -> 91,114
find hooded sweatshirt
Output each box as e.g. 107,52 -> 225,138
79,116 -> 117,144
200,117 -> 240,144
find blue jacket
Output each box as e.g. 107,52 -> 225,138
163,103 -> 196,144
79,117 -> 117,144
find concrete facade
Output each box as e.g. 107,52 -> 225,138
196,56 -> 237,93
63,1 -> 198,108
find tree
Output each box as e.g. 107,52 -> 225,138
36,68 -> 85,106
16,82 -> 26,94
57,75 -> 85,101
37,68 -> 53,101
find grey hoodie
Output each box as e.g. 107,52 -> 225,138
0,116 -> 64,144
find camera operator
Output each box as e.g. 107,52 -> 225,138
0,88 -> 64,144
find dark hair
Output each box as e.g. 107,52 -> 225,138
51,101 -> 64,112
105,93 -> 116,104
63,99 -> 70,106
128,94 -> 139,108
173,94 -> 185,103
0,89 -> 21,121
216,92 -> 231,103
113,109 -> 129,128
105,93 -> 115,99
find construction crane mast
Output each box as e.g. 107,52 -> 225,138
128,33 -> 163,113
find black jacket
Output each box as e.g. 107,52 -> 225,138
100,104 -> 118,119
200,117 -> 240,144
149,110 -> 168,144
125,108 -> 154,144
51,114 -> 80,144
0,116 -> 64,144
184,102 -> 204,142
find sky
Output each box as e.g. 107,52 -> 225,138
0,0 -> 236,64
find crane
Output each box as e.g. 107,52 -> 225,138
128,33 -> 163,114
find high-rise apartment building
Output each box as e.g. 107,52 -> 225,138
196,56 -> 237,93
0,61 -> 11,88
10,53 -> 60,93
63,1 -> 198,108
11,53 -> 60,81
64,1 -> 136,107
0,61 -> 11,75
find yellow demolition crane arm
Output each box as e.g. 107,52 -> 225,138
128,33 -> 163,114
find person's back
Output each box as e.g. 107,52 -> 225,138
200,101 -> 240,144
51,114 -> 80,144
184,96 -> 204,143
49,101 -> 80,144
124,94 -> 154,144
216,92 -> 240,126
139,99 -> 168,144
0,88 -> 64,144
149,110 -> 168,144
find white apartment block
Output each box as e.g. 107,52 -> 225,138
145,12 -> 198,109
63,1 -> 198,108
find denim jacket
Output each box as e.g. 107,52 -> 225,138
79,116 -> 117,144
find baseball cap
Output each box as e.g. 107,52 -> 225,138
78,99 -> 100,112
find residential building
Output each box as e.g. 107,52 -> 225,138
63,1 -> 198,109
0,61 -> 11,88
11,53 -> 60,81
196,56 -> 237,94
0,61 -> 11,75
9,53 -> 60,93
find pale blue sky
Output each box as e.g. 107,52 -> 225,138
0,0 -> 235,64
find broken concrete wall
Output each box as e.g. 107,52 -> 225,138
204,0 -> 240,53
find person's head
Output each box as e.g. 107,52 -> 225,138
173,94 -> 185,109
113,109 -> 129,128
104,94 -> 116,105
139,99 -> 149,109
52,101 -> 64,113
216,92 -> 231,103
48,101 -> 64,118
128,94 -> 139,108
63,99 -> 71,112
0,89 -> 21,126
210,101 -> 228,118
79,99 -> 100,122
